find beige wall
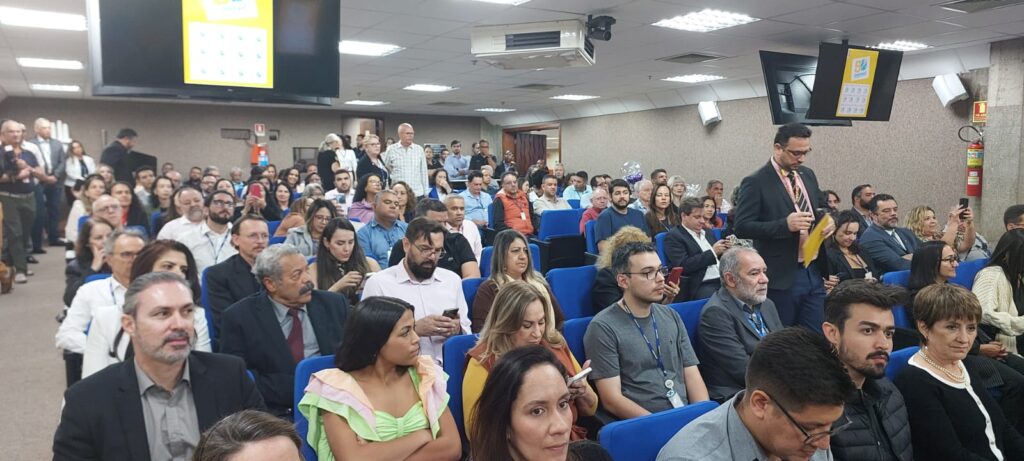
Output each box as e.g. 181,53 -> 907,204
558,76 -> 981,227
0,97 -> 484,173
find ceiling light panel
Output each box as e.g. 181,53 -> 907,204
17,58 -> 84,70
344,100 -> 389,106
550,95 -> 600,101
338,40 -> 404,56
475,108 -> 516,112
0,7 -> 87,31
470,0 -> 531,4
653,9 -> 759,33
30,84 -> 80,92
404,84 -> 457,92
875,40 -> 929,51
663,74 -> 725,83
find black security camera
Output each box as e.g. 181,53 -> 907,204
587,15 -> 616,41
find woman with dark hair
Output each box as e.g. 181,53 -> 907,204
306,172 -> 322,187
825,210 -> 878,282
63,139 -> 96,205
470,345 -> 613,461
81,239 -> 211,378
272,182 -> 294,214
428,169 -> 451,202
193,409 -> 303,461
63,218 -> 114,307
234,182 -> 282,222
279,167 -> 301,192
264,164 -> 278,183
700,195 -> 723,229
464,282 -> 597,439
284,199 -> 336,257
65,174 -> 108,242
274,186 -> 315,238
297,296 -> 461,461
347,173 -> 381,223
392,181 -> 416,223
309,217 -> 380,303
973,229 -> 1024,354
150,175 -> 175,213
823,189 -> 841,212
644,183 -> 679,238
472,229 -> 565,332
214,178 -> 236,195
110,181 -> 151,235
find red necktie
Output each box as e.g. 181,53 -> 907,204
286,309 -> 304,363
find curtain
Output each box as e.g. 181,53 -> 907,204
515,133 -> 546,175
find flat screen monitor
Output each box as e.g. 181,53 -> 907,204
87,0 -> 339,105
759,50 -> 851,127
806,42 -> 903,121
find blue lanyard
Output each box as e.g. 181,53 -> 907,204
622,302 -> 667,378
206,231 -> 230,265
746,309 -> 768,338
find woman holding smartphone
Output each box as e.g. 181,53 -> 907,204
309,218 -> 380,304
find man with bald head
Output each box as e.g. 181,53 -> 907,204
383,123 -> 427,197
157,186 -> 205,240
90,195 -> 125,231
0,119 -> 45,283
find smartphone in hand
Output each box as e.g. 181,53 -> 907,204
442,308 -> 459,319
666,267 -> 684,286
959,197 -> 969,219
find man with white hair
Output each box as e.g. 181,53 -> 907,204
89,195 -> 125,231
157,186 -> 205,240
28,117 -> 66,250
54,272 -> 265,460
383,123 -> 427,197
629,179 -> 654,214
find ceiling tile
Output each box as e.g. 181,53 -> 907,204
873,20 -> 965,41
773,3 -> 881,27
988,20 -> 1024,35
340,8 -> 393,29
943,3 -> 1024,28
826,12 -> 926,33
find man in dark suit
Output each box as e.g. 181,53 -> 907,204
664,197 -> 730,300
734,122 -> 831,331
27,117 -> 65,249
697,248 -> 783,402
205,215 -> 268,333
53,272 -> 264,461
100,128 -> 138,183
850,184 -> 875,237
859,194 -> 919,276
219,243 -> 349,417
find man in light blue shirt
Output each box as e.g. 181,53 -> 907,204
356,190 -> 408,267
562,171 -> 593,208
459,171 -> 492,227
444,139 -> 470,182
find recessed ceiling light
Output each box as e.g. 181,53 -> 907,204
475,108 -> 516,112
30,83 -> 80,92
0,7 -> 87,31
404,84 -> 457,92
875,41 -> 929,52
338,40 -> 404,57
550,95 -> 600,101
17,58 -> 84,70
345,100 -> 389,106
662,74 -> 725,83
652,9 -> 758,32
470,0 -> 531,5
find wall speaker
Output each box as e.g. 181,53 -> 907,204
697,101 -> 721,126
932,74 -> 968,107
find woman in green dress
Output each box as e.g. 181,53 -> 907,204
298,296 -> 461,461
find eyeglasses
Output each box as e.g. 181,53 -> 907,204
941,256 -> 959,264
622,266 -> 669,281
764,391 -> 853,446
116,251 -> 139,260
210,200 -> 234,208
414,245 -> 446,259
94,205 -> 122,213
782,147 -> 812,157
313,215 -> 333,223
364,142 -> 380,146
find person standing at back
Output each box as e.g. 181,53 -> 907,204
384,123 -> 427,198
734,122 -> 832,331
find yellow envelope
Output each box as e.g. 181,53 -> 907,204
803,214 -> 834,268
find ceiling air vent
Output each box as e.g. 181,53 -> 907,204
513,83 -> 564,91
658,52 -> 727,65
428,101 -> 469,107
939,0 -> 1024,13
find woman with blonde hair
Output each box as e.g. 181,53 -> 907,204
667,175 -> 687,208
472,229 -> 565,332
592,226 -> 679,311
906,204 -> 975,254
464,281 -> 598,440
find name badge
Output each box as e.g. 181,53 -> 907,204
520,212 -> 526,220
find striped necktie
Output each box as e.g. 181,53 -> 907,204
786,170 -> 809,212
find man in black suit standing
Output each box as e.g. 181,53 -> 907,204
54,272 -> 265,461
734,123 -> 832,331
219,243 -> 349,417
664,197 -> 730,300
100,128 -> 145,183
205,215 -> 269,334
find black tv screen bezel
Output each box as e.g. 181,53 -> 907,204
759,50 -> 852,127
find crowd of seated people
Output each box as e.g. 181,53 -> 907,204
31,118 -> 1024,460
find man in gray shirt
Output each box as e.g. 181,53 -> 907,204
584,242 -> 709,420
54,272 -> 265,460
657,328 -> 854,461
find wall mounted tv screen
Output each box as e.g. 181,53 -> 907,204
88,0 -> 340,105
759,50 -> 852,127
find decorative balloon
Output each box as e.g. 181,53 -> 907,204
685,183 -> 703,198
621,161 -> 643,185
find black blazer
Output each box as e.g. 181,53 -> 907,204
825,244 -> 879,281
53,351 -> 265,461
219,290 -> 349,416
859,225 -> 919,276
664,225 -> 720,301
204,254 -> 262,333
356,155 -> 390,188
734,162 -> 826,290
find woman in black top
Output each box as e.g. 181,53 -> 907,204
110,181 -> 151,235
825,210 -> 878,282
644,183 -> 679,238
895,283 -> 1024,461
355,134 -> 389,188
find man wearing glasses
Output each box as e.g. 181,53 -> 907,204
658,327 -> 854,461
822,280 -> 914,461
734,122 -> 832,332
362,218 -> 471,364
205,215 -> 269,334
584,242 -> 709,420
386,199 -> 480,280
177,190 -> 237,275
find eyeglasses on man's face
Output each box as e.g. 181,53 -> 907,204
622,266 -> 669,281
764,391 -> 852,446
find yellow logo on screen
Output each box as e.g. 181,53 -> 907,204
182,0 -> 274,89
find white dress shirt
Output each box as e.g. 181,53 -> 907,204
65,200 -> 87,242
336,149 -> 359,174
683,226 -> 721,281
177,221 -> 237,276
64,155 -> 96,187
56,277 -> 128,354
447,220 -> 483,262
361,263 -> 470,363
81,304 -> 212,378
384,142 -> 428,197
157,216 -> 204,240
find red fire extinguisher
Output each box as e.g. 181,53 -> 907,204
250,144 -> 269,167
959,125 -> 983,197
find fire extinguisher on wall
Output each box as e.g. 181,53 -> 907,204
959,125 -> 983,197
250,143 -> 269,167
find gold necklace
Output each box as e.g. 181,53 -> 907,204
920,349 -> 965,383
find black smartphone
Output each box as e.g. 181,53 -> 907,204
442,308 -> 459,319
959,197 -> 969,218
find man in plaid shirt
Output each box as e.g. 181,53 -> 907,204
384,123 -> 427,197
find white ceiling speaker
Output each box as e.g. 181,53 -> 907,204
698,100 -> 721,126
932,74 -> 969,107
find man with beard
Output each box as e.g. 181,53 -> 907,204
177,190 -> 237,275
157,186 -> 205,240
697,248 -> 783,402
54,272 -> 265,460
362,217 -> 470,364
584,242 -> 709,420
219,244 -> 348,417
595,179 -> 649,252
850,184 -> 875,236
822,280 -> 913,461
185,166 -> 203,190
858,194 -> 919,275
205,215 -> 269,334
387,199 -> 479,279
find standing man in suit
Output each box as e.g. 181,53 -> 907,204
28,117 -> 65,250
850,184 -> 875,237
100,128 -> 138,183
54,272 -> 265,460
204,215 -> 268,333
697,248 -> 783,402
734,122 -> 832,331
858,194 -> 919,276
664,197 -> 730,300
219,243 -> 349,417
